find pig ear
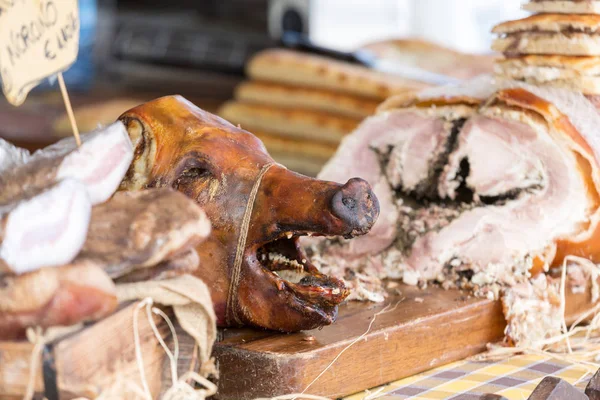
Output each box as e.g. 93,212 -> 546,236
118,115 -> 157,190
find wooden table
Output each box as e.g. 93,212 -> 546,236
0,280 -> 594,399
213,279 -> 596,399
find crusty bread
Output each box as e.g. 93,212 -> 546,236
252,130 -> 338,161
496,74 -> 600,95
496,55 -> 600,75
523,1 -> 600,14
234,81 -> 378,119
267,152 -> 324,177
251,130 -> 337,177
495,56 -> 600,94
493,13 -> 600,34
492,33 -> 600,56
246,49 -> 428,100
218,101 -> 359,144
361,38 -> 496,79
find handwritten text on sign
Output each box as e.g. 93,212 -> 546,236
0,0 -> 79,106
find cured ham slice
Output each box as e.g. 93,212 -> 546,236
311,77 -> 600,303
0,179 -> 91,274
0,122 -> 133,206
0,260 -> 117,340
76,189 -> 211,279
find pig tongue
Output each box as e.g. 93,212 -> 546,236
286,274 -> 349,307
264,250 -> 349,306
259,236 -> 349,306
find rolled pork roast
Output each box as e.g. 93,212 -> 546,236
306,76 -> 600,345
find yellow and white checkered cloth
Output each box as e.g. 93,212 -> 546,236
345,354 -> 592,400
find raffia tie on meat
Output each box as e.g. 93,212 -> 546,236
22,275 -> 218,400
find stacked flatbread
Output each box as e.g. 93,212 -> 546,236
362,38 -> 496,81
493,2 -> 600,99
220,41 -> 499,176
218,48 -> 430,176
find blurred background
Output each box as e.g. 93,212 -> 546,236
0,0 -> 528,175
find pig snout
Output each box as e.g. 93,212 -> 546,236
331,178 -> 379,237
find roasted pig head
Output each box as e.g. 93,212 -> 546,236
118,95 -> 379,331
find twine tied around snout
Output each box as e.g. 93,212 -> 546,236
225,162 -> 278,326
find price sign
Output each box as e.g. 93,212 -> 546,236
0,0 -> 80,106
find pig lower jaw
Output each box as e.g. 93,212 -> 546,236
255,234 -> 349,307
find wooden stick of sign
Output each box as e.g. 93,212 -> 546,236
57,72 -> 81,147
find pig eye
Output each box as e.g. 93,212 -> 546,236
180,167 -> 210,179
173,167 -> 211,190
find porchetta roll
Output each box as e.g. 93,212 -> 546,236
306,77 -> 600,301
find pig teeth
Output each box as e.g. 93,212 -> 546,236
307,233 -> 313,237
267,252 -> 304,269
286,232 -> 293,239
274,269 -> 309,284
301,259 -> 307,264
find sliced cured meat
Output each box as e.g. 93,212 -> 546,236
0,260 -> 117,340
76,189 -> 211,279
114,249 -> 200,283
311,80 -> 600,301
0,122 -> 133,206
0,179 -> 91,274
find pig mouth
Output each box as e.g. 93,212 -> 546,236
253,231 -> 350,320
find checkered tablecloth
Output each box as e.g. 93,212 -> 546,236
344,354 -> 592,400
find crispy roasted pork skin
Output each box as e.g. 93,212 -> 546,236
118,96 -> 380,332
312,78 -> 600,295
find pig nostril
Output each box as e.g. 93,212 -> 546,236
331,178 -> 379,235
342,197 -> 356,210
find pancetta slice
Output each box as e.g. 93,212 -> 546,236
0,179 -> 91,274
0,122 -> 133,206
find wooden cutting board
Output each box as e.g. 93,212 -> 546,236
213,282 -> 596,400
